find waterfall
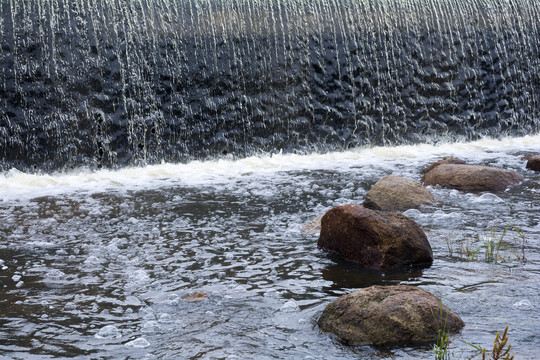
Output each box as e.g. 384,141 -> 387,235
1,0 -> 539,172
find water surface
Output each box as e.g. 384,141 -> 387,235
1,135 -> 539,359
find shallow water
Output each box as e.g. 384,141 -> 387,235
1,135 -> 539,359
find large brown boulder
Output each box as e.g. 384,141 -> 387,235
363,175 -> 437,211
317,204 -> 432,269
524,154 -> 540,171
421,164 -> 523,191
318,285 -> 464,346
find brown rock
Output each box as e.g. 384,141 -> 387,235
317,204 -> 432,269
183,292 -> 207,302
363,175 -> 437,211
421,164 -> 523,191
318,285 -> 464,346
525,155 -> 540,171
420,157 -> 467,174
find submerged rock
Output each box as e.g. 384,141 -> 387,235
363,175 -> 437,211
421,164 -> 523,191
317,204 -> 432,269
301,215 -> 323,235
524,154 -> 540,171
183,292 -> 208,302
318,285 -> 464,346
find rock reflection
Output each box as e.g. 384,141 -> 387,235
321,254 -> 425,292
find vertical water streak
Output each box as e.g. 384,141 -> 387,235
0,0 -> 538,172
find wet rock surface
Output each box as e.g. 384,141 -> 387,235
421,164 -> 524,191
318,285 -> 464,346
317,204 -> 432,269
420,157 -> 467,174
524,154 -> 540,171
363,175 -> 437,211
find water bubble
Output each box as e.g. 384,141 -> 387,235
125,337 -> 150,348
513,299 -> 533,310
15,281 -> 24,288
45,269 -> 65,279
142,320 -> 161,333
158,313 -> 173,324
84,255 -> 102,267
280,300 -> 300,312
95,325 -> 122,339
472,193 -> 505,203
403,209 -> 422,218
12,275 -> 21,282
129,270 -> 150,282
225,253 -> 234,260
264,289 -> 280,298
63,302 -> 77,311
141,308 -> 155,319
162,293 -> 179,306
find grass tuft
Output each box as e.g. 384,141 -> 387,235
445,222 -> 526,264
432,296 -> 451,360
463,325 -> 515,360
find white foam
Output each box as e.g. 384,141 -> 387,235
0,134 -> 538,200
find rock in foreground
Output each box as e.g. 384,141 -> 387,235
363,175 -> 437,211
421,164 -> 523,191
317,204 -> 432,269
318,285 -> 464,346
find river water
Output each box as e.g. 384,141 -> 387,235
0,135 -> 539,359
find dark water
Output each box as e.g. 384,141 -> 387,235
0,137 -> 539,359
1,0 -> 539,172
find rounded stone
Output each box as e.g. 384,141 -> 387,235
363,175 -> 437,211
318,285 -> 464,346
525,155 -> 540,171
317,204 -> 432,269
421,164 -> 523,191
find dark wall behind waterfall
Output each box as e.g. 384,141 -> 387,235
1,0 -> 539,172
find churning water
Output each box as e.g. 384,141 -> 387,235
1,136 -> 539,359
1,0 -> 540,358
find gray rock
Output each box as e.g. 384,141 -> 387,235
363,175 -> 437,211
421,164 -> 523,191
318,285 -> 464,346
